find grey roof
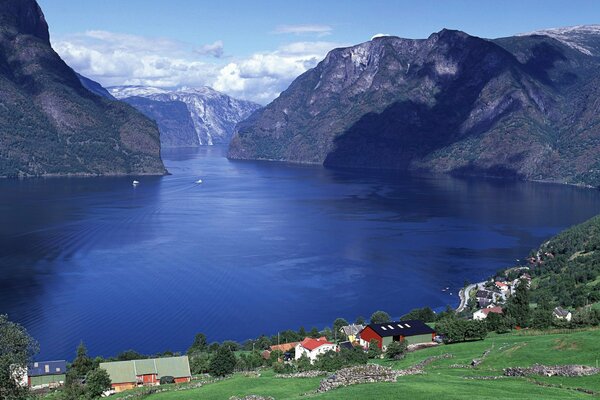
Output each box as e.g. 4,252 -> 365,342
476,290 -> 494,299
340,324 -> 364,336
28,360 -> 67,377
553,307 -> 570,317
339,341 -> 354,350
478,298 -> 492,308
100,356 -> 191,384
363,320 -> 435,338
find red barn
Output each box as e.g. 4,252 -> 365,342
359,320 -> 435,350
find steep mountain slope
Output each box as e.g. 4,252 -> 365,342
109,86 -> 261,147
229,27 -> 600,187
121,96 -> 198,148
76,73 -> 116,100
0,0 -> 165,177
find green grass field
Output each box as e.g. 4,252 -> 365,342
134,328 -> 600,399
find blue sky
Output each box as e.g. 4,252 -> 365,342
37,0 -> 600,103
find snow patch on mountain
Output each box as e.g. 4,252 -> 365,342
519,25 -> 600,56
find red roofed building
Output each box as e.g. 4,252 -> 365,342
294,337 -> 337,363
473,306 -> 503,320
495,281 -> 509,292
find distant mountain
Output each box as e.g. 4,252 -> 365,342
109,86 -> 261,147
229,26 -> 600,187
76,73 -> 116,100
0,0 -> 165,177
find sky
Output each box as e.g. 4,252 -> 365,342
38,0 -> 600,104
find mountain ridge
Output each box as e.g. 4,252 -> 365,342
0,0 -> 166,177
108,85 -> 261,147
229,27 -> 600,187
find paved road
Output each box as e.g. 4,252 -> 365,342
456,283 -> 478,312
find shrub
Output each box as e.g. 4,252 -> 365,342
159,376 -> 175,385
386,340 -> 408,360
208,346 -> 237,377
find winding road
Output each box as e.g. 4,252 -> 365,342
456,283 -> 478,312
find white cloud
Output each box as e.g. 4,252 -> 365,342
273,24 -> 333,37
195,40 -> 224,58
52,30 -> 343,104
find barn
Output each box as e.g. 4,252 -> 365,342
100,356 -> 191,393
27,360 -> 67,388
358,320 -> 435,350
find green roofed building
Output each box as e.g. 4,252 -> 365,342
99,356 -> 191,393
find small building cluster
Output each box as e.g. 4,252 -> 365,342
358,320 -> 435,350
99,356 -> 191,393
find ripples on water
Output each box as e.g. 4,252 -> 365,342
1,146 -> 599,359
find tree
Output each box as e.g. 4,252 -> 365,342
308,327 -> 320,338
116,350 -> 146,361
296,353 -> 312,372
85,368 -> 111,398
355,316 -> 366,325
367,339 -> 381,359
506,279 -> 531,327
485,312 -> 511,334
0,314 -> 39,400
400,307 -> 436,322
370,311 -> 391,324
222,340 -> 239,351
208,346 -> 236,377
385,340 -> 408,360
333,318 -> 349,340
67,341 -> 94,385
187,333 -> 207,354
208,342 -> 221,353
189,352 -> 211,374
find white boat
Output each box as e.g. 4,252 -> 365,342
132,180 -> 140,186
195,179 -> 203,184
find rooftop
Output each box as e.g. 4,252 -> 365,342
298,337 -> 334,351
363,320 -> 435,337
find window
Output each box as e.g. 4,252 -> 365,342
45,365 -> 50,373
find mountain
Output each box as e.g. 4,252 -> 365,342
109,86 -> 261,147
0,0 -> 165,177
121,96 -> 198,148
229,27 -> 600,187
76,73 -> 116,100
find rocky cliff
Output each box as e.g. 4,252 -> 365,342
229,27 -> 600,187
109,86 -> 261,147
0,0 -> 166,177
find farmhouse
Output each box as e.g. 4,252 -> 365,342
358,320 -> 435,350
495,281 -> 509,292
295,337 -> 337,363
473,306 -> 503,320
100,356 -> 191,393
27,360 -> 67,389
553,306 -> 572,322
340,324 -> 364,342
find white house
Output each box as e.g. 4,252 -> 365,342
473,306 -> 503,320
294,337 -> 337,363
553,307 -> 572,322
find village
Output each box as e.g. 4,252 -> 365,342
12,267 -> 580,398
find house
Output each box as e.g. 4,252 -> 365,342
100,356 -> 191,393
553,307 -> 572,322
476,290 -> 494,300
263,342 -> 299,361
340,324 -> 364,342
495,281 -> 509,292
27,360 -> 67,389
477,298 -> 493,309
294,337 -> 337,363
338,341 -> 355,350
358,320 -> 435,350
473,306 -> 503,320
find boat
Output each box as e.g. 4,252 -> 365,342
195,179 -> 203,184
132,180 -> 140,186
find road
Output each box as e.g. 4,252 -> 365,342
456,283 -> 478,312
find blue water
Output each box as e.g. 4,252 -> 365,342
1,146 -> 600,360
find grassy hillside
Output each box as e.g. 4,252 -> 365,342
525,214 -> 600,308
138,328 -> 600,399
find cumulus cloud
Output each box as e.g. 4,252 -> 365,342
52,30 -> 343,104
273,24 -> 333,37
213,41 -> 343,103
195,40 -> 224,58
